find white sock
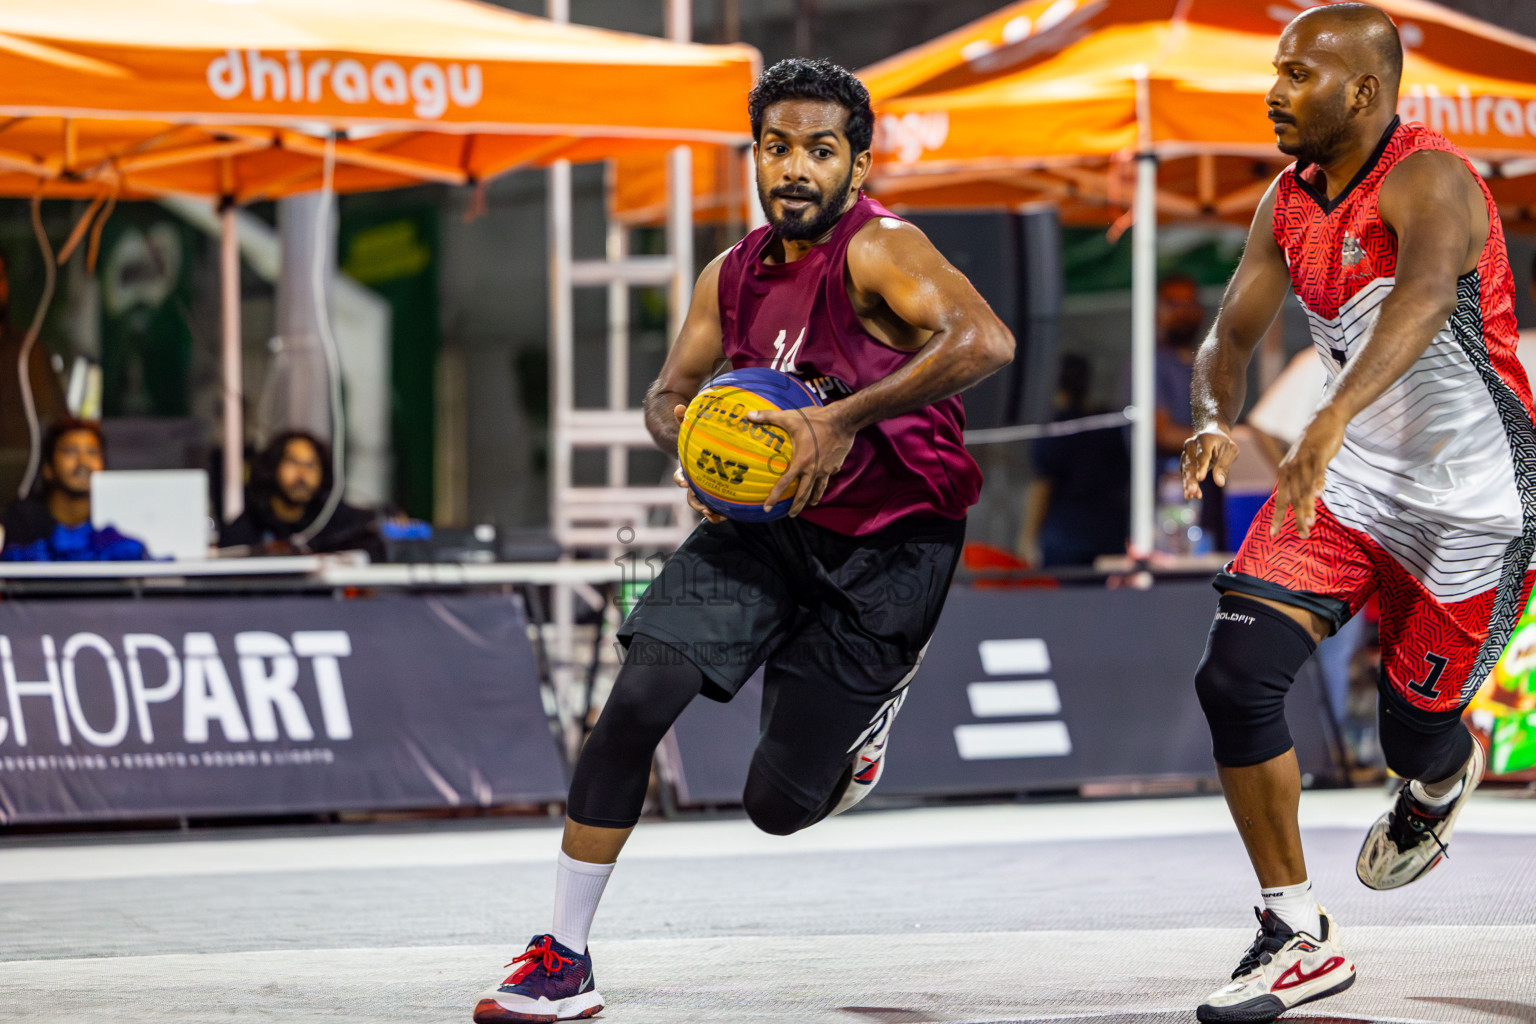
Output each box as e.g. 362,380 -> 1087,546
1261,879 -> 1321,939
1409,776 -> 1463,810
552,852 -> 615,954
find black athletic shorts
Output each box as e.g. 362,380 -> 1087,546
617,513 -> 965,810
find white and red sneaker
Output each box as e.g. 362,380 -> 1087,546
1196,907 -> 1355,1023
828,688 -> 907,817
473,935 -> 603,1023
1357,739 -> 1485,890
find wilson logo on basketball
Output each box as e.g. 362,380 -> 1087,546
1272,956 -> 1345,991
693,396 -> 790,452
677,368 -> 821,522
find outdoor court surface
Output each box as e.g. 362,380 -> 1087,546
1,790 -> 1533,1024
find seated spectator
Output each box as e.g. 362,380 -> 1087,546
1019,355 -> 1130,568
220,430 -> 380,558
1153,272 -> 1225,551
1,419 -> 148,561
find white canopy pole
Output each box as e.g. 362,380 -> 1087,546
1129,67 -> 1157,558
666,144 -> 693,340
665,0 -> 694,338
220,200 -> 243,523
745,145 -> 766,230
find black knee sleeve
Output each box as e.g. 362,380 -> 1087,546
741,766 -> 824,837
1378,689 -> 1474,783
565,637 -> 703,829
1194,594 -> 1318,768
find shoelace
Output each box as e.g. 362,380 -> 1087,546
1232,908 -> 1292,979
1385,788 -> 1453,859
506,939 -> 574,978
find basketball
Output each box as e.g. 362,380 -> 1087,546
677,366 -> 823,521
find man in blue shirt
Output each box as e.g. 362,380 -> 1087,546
1154,273 -> 1226,551
0,419 -> 146,561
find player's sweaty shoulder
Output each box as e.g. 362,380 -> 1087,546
848,214 -> 922,260
694,249 -> 728,311
700,247 -> 730,283
1378,148 -> 1480,224
1378,149 -> 1487,267
845,216 -> 942,298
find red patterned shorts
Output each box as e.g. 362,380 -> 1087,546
1220,494 -> 1534,715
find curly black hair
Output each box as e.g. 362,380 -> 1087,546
249,429 -> 334,510
42,417 -> 105,467
748,58 -> 874,155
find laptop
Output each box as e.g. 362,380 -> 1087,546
91,469 -> 210,561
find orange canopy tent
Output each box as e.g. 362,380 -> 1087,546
612,142 -> 759,227
0,0 -> 757,515
862,0 -> 1536,224
0,0 -> 757,201
615,0 -> 1536,228
858,0 -> 1536,554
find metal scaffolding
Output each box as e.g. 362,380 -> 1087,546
545,0 -> 702,751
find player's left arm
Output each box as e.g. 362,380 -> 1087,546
831,217 -> 1016,427
753,218 -> 1014,515
1273,150 -> 1487,538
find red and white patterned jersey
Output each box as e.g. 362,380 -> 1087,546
1272,118 -> 1536,610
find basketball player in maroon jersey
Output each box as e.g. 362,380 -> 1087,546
1180,5 -> 1535,1021
472,59 -> 1013,1023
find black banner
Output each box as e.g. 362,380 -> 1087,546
669,582 -> 1337,804
0,593 -> 566,824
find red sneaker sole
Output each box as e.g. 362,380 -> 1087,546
473,998 -> 603,1023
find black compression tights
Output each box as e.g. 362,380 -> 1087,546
565,638 -> 703,829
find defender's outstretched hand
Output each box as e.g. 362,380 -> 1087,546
749,404 -> 857,517
1181,426 -> 1240,500
1270,411 -> 1346,540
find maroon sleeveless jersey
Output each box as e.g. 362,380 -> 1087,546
716,194 -> 983,536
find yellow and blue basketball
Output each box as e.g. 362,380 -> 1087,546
678,366 -> 823,522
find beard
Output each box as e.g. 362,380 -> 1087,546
278,483 -> 317,509
758,166 -> 856,242
55,477 -> 91,499
1276,90 -> 1353,166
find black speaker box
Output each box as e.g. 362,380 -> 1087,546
904,208 -> 1062,429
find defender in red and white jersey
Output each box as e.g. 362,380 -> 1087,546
1181,4 -> 1534,1022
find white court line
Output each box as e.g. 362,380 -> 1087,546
3,923 -> 1528,960
2,929 -> 1529,1024
0,791 -> 1532,885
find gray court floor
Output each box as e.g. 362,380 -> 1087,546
0,790 -> 1533,1023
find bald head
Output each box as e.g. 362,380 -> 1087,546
1285,2 -> 1403,96
1268,2 -> 1403,166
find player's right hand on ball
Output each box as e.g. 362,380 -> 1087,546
1181,425 -> 1238,500
673,465 -> 725,524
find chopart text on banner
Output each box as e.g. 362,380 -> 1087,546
0,595 -> 566,825
0,630 -> 354,750
206,50 -> 483,119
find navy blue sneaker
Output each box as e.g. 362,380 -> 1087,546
473,934 -> 604,1023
